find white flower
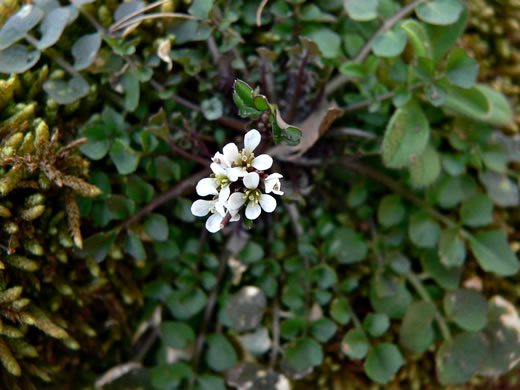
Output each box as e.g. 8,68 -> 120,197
223,130 -> 274,172
227,172 -> 277,220
264,173 -> 283,195
190,198 -> 226,233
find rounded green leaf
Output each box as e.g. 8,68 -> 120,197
122,71 -> 140,112
401,19 -> 432,58
364,313 -> 390,337
328,227 -> 367,264
72,32 -> 102,70
79,126 -> 110,160
188,0 -> 213,19
206,334 -> 237,372
341,329 -> 369,360
479,170 -> 519,207
399,301 -> 436,353
339,62 -> 366,78
330,297 -> 351,325
43,76 -> 89,104
435,175 -> 463,209
0,45 -> 40,74
124,232 -> 146,260
425,7 -> 467,61
382,101 -> 430,168
304,28 -> 341,59
310,318 -> 337,343
444,289 -> 488,331
106,195 -> 135,219
364,343 -> 403,384
166,288 -> 207,319
144,214 -> 169,242
421,249 -> 462,289
311,265 -> 337,290
460,194 -> 493,227
201,97 -> 223,120
369,277 -> 412,319
36,7 -> 70,49
416,0 -> 464,25
344,0 -> 379,21
150,362 -> 192,389
0,5 -> 44,49
285,337 -> 323,372
438,227 -> 466,267
409,211 -> 440,248
160,321 -> 196,349
372,27 -> 408,58
468,230 -> 519,276
280,318 -> 306,340
436,331 -> 488,385
378,195 -> 405,228
409,143 -> 441,188
197,375 -> 226,390
446,48 -> 479,89
109,140 -> 140,175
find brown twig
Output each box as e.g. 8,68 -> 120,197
109,0 -> 170,32
256,0 -> 269,26
117,169 -> 210,233
286,50 -> 309,123
159,136 -> 210,167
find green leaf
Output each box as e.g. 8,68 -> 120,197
438,228 -> 466,267
364,313 -> 390,337
311,265 -> 337,289
188,0 -> 213,19
382,101 -> 430,168
121,71 -> 140,112
409,211 -> 440,248
280,318 -> 306,340
444,289 -> 488,331
479,170 -> 519,207
197,375 -> 226,390
370,277 -> 412,319
446,48 -> 479,89
341,329 -> 369,360
285,337 -> 323,371
72,32 -> 102,70
339,62 -> 366,78
435,175 -> 463,209
150,362 -> 192,389
79,125 -> 110,160
442,82 -> 490,122
372,26 -> 408,58
393,87 -> 412,107
409,143 -> 441,188
239,241 -> 264,263
344,0 -> 379,21
330,297 -> 351,325
415,57 -> 435,80
124,232 -> 146,260
416,0 -> 464,25
378,195 -> 405,228
0,5 -> 44,49
436,331 -> 488,385
77,232 -> 116,263
144,214 -> 169,242
481,144 -> 506,173
109,140 -> 140,175
399,301 -> 436,353
364,344 -> 403,384
468,230 -> 519,276
460,194 -> 493,227
233,79 -> 254,107
347,184 -> 368,207
36,7 -> 70,49
0,45 -> 40,74
160,322 -> 195,349
401,19 -> 432,58
310,318 -> 337,343
126,174 -> 154,204
328,227 -> 368,264
426,82 -> 447,107
43,76 -> 89,104
201,97 -> 223,120
166,288 -> 207,319
106,195 -> 135,219
478,85 -> 514,127
425,6 -> 467,61
421,249 -> 462,289
304,28 -> 341,58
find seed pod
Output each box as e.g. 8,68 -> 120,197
6,339 -> 37,358
19,205 -> 46,221
0,337 -> 21,376
0,286 -> 23,304
5,255 -> 39,272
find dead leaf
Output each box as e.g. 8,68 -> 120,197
269,100 -> 343,159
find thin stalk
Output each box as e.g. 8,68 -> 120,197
325,0 -> 426,96
406,273 -> 452,341
109,0 -> 170,32
286,51 -> 309,123
111,12 -> 196,33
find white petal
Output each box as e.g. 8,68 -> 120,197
223,143 -> 239,163
228,192 -> 246,209
206,214 -> 223,233
266,173 -> 283,180
215,201 -> 226,216
226,167 -> 245,182
212,152 -> 230,167
251,154 -> 273,171
219,184 -> 231,203
196,178 -> 218,196
230,213 -> 241,222
259,194 -> 277,213
191,199 -> 211,217
245,202 -> 262,220
243,172 -> 259,189
210,162 -> 227,176
244,129 -> 261,153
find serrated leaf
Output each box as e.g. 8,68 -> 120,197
0,5 -> 44,50
0,45 -> 40,74
468,230 -> 519,276
399,301 -> 436,353
444,289 -> 488,331
416,0 -> 464,25
72,32 -> 102,70
409,144 -> 441,188
364,344 -> 403,384
382,101 -> 430,168
436,331 -> 488,385
43,76 -> 89,104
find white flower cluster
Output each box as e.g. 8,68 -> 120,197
191,129 -> 283,233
